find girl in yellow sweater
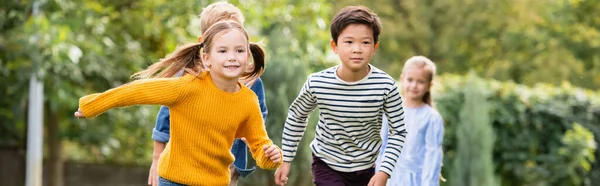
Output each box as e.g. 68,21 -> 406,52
74,21 -> 282,186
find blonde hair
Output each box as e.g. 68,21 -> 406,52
402,56 -> 437,107
199,2 -> 245,34
132,21 -> 264,80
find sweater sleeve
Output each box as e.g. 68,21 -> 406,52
236,98 -> 281,170
79,77 -> 187,118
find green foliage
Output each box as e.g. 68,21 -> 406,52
436,74 -> 599,186
233,0 -> 337,72
335,0 -> 600,90
0,0 -> 37,147
559,123 -> 597,186
450,72 -> 497,186
0,0 -> 210,164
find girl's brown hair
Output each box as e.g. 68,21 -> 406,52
131,21 -> 264,80
401,56 -> 437,107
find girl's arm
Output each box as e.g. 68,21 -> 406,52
78,77 -> 187,118
151,70 -> 184,142
236,100 -> 281,169
152,141 -> 166,162
148,141 -> 166,186
243,78 -> 268,166
421,114 -> 445,186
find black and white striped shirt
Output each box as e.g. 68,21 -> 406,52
282,65 -> 406,176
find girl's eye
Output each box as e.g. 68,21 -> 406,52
236,49 -> 245,53
218,50 -> 227,53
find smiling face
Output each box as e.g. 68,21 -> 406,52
202,29 -> 250,80
331,24 -> 378,73
401,66 -> 432,102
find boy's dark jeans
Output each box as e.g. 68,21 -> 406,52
312,154 -> 375,186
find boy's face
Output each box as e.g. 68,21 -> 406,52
330,24 -> 378,72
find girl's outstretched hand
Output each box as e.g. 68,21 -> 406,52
74,108 -> 85,118
263,145 -> 282,163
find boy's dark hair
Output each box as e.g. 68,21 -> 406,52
330,6 -> 382,44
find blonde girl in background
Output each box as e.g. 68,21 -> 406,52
376,56 -> 445,186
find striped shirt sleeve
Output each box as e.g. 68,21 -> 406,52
281,76 -> 318,162
379,82 -> 407,176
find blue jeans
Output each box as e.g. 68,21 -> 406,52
159,176 -> 186,186
230,138 -> 256,177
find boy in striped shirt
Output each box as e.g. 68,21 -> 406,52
274,5 -> 407,186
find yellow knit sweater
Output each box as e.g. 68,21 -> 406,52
79,72 -> 281,185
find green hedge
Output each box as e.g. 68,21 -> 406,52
437,72 -> 599,186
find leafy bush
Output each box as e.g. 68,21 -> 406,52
437,73 -> 599,186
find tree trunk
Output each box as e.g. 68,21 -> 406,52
46,104 -> 63,186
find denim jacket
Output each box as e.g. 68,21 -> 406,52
152,78 -> 268,177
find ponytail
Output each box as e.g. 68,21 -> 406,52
131,42 -> 204,79
240,42 -> 265,86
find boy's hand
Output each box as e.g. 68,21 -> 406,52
274,162 -> 291,185
263,145 -> 281,163
74,108 -> 85,118
367,171 -> 389,186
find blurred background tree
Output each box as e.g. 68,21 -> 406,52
1,0 -> 599,186
335,0 -> 600,89
450,72 -> 497,186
